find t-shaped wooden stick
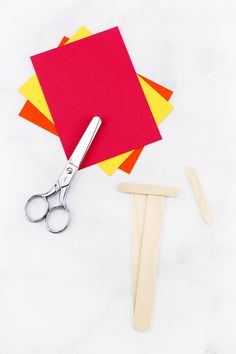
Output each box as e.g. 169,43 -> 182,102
118,183 -> 178,331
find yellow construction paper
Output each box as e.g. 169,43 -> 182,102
138,75 -> 173,125
19,26 -> 173,175
97,151 -> 134,175
66,26 -> 92,43
19,74 -> 53,121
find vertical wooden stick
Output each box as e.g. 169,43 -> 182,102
133,195 -> 165,331
131,194 -> 147,308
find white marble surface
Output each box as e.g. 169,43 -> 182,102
0,0 -> 236,353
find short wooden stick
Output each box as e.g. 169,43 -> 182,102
186,166 -> 213,224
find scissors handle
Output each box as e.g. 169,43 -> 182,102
25,185 -> 71,233
45,185 -> 71,234
25,186 -> 56,223
46,203 -> 71,234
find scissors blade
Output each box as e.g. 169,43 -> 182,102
69,116 -> 102,168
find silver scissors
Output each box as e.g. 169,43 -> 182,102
25,116 -> 102,233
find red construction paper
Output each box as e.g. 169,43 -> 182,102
31,27 -> 161,169
19,32 -> 172,173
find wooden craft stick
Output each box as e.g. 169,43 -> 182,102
118,183 -> 178,197
133,195 -> 165,331
186,166 -> 213,225
131,194 -> 147,307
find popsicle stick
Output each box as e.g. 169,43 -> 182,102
186,166 -> 213,224
131,194 -> 147,307
118,183 -> 178,197
133,195 -> 165,331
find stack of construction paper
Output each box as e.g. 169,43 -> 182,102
19,26 -> 173,175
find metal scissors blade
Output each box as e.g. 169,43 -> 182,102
25,116 -> 102,233
57,116 -> 102,190
69,116 -> 102,168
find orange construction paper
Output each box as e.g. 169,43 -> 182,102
138,74 -> 173,101
58,36 -> 69,46
119,147 -> 144,173
19,101 -> 58,136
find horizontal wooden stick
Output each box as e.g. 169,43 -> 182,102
117,183 -> 178,197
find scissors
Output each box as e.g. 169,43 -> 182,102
25,116 -> 102,233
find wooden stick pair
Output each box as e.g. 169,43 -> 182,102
118,183 -> 178,331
